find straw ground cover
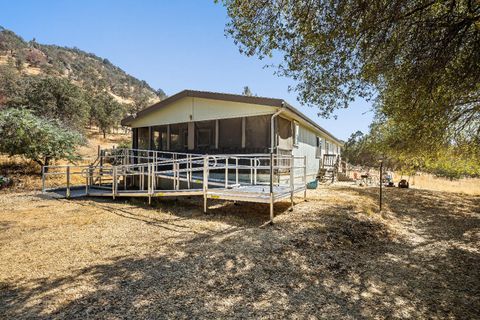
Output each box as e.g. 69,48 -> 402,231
1,185 -> 478,319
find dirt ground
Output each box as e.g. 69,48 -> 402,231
0,185 -> 479,319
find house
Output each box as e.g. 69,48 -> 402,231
121,90 -> 343,181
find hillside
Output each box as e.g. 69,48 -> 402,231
0,26 -> 165,105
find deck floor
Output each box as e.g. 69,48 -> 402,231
45,183 -> 305,204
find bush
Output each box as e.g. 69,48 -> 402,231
0,108 -> 85,173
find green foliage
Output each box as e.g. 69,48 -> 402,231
8,76 -> 90,129
342,131 -> 380,167
242,86 -> 253,96
90,93 -> 126,138
0,108 -> 85,171
220,0 -> 480,154
0,27 -> 165,105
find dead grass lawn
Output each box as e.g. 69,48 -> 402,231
0,185 -> 479,319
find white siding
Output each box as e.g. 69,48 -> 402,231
292,124 -> 321,181
130,97 -> 276,128
291,124 -> 342,182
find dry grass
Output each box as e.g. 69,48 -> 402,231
0,130 -> 129,192
0,185 -> 478,319
409,173 -> 480,195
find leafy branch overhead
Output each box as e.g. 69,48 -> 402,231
220,0 -> 480,152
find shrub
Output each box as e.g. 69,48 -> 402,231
0,108 -> 85,173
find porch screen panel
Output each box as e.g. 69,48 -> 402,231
132,128 -> 138,149
218,117 -> 242,151
137,127 -> 150,149
245,115 -> 270,151
152,125 -> 168,150
277,116 -> 293,150
170,123 -> 188,151
195,120 -> 216,151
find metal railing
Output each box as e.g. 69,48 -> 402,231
42,148 -> 309,221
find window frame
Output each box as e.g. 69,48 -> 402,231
293,121 -> 300,147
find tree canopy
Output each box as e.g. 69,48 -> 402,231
220,0 -> 480,154
0,108 -> 85,172
91,92 -> 126,138
7,76 -> 90,130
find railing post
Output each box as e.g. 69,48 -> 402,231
303,156 -> 307,201
187,155 -> 191,189
225,157 -> 229,188
235,157 -> 239,186
250,158 -> 253,185
112,166 -> 117,200
85,166 -> 90,195
254,157 -> 258,185
269,152 -> 274,223
203,156 -> 208,214
66,166 -> 71,199
290,155 -> 294,211
148,162 -> 152,205
41,166 -> 46,193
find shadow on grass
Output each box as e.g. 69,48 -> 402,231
6,187 -> 479,318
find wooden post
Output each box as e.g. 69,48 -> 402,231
66,166 -> 71,199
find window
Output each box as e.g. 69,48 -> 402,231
245,115 -> 270,150
197,129 -> 211,147
137,127 -> 150,149
195,120 -> 216,150
152,125 -> 168,150
277,117 -> 293,150
293,121 -> 300,146
170,123 -> 188,151
218,118 -> 242,150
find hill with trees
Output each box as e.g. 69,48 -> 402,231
0,26 -> 166,108
0,26 -> 166,169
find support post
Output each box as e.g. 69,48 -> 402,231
66,166 -> 71,199
148,163 -> 152,205
254,158 -> 257,185
269,152 -> 274,224
203,156 -> 208,214
235,158 -> 239,186
41,166 -> 46,193
85,166 -> 90,195
290,155 -> 294,211
303,156 -> 307,201
112,166 -> 117,200
379,160 -> 383,213
225,157 -> 229,188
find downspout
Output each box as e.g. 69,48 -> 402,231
270,104 -> 285,153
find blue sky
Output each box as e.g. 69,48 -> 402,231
0,0 -> 374,140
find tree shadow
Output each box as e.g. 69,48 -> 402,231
6,187 -> 479,318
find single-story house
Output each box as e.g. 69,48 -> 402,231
121,90 -> 343,180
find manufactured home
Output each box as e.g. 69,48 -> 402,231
121,90 -> 343,181
42,90 -> 344,222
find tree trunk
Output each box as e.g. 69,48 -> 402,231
34,159 -> 45,174
103,129 -> 107,139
